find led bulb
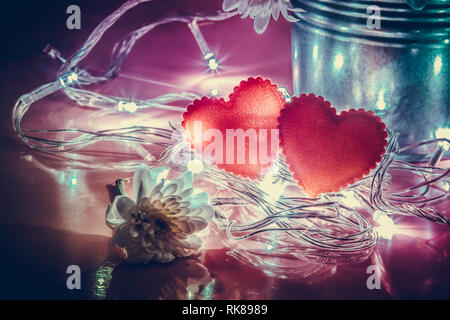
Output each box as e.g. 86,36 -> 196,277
210,88 -> 219,97
205,53 -> 219,71
341,190 -> 360,208
117,101 -> 138,113
376,89 -> 386,110
70,177 -> 78,186
435,127 -> 450,151
373,210 -> 396,240
434,56 -> 443,75
187,159 -> 204,174
59,72 -> 78,88
188,20 -> 220,72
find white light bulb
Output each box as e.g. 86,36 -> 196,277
312,44 -> 318,61
260,176 -> 285,203
59,72 -> 78,88
117,101 -> 138,113
210,88 -> 219,97
265,242 -> 276,252
435,127 -> 450,151
67,72 -> 78,84
434,56 -> 442,75
207,57 -> 219,71
187,159 -> 204,174
376,89 -> 386,110
341,190 -> 360,208
373,210 -> 396,240
334,53 -> 344,70
70,177 -> 78,186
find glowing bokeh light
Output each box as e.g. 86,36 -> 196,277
435,127 -> 450,151
70,176 -> 78,187
204,53 -> 219,71
376,89 -> 386,110
433,56 -> 443,75
312,44 -> 318,61
259,164 -> 285,203
341,190 -> 360,208
59,72 -> 78,88
187,159 -> 204,174
210,88 -> 219,97
334,53 -> 344,70
373,210 -> 396,240
265,242 -> 276,252
260,177 -> 285,203
117,101 -> 138,113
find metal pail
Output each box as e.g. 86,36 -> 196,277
291,0 -> 450,159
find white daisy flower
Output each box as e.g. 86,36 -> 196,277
106,164 -> 214,264
222,0 -> 302,34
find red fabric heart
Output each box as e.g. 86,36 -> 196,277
279,94 -> 388,197
182,77 -> 284,179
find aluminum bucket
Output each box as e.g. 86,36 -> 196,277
291,0 -> 450,159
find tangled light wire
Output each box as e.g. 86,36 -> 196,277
12,0 -> 236,167
161,132 -> 448,268
11,0 -> 449,275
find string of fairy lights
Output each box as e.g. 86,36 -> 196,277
11,0 -> 449,277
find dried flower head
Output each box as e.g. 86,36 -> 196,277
106,164 -> 214,263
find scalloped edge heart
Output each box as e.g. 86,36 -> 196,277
181,76 -> 284,180
278,93 -> 388,197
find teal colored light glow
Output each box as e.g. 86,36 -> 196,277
434,56 -> 443,75
70,177 -> 78,186
376,90 -> 386,110
312,45 -> 318,61
334,53 -> 344,70
207,58 -> 219,71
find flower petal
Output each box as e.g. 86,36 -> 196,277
150,178 -> 165,198
254,12 -> 271,34
191,204 -> 214,222
162,183 -> 177,198
125,245 -> 153,264
222,0 -> 239,11
106,196 -> 136,228
112,223 -> 136,247
175,217 -> 208,234
271,3 -> 281,20
154,250 -> 176,263
150,191 -> 163,202
179,187 -> 194,200
280,4 -> 299,22
238,0 -> 249,14
177,170 -> 193,191
188,191 -> 210,209
116,196 -> 137,217
149,166 -> 170,188
133,163 -> 152,201
184,234 -> 202,250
